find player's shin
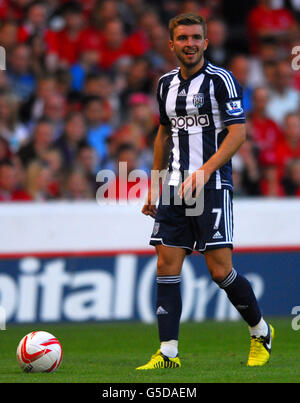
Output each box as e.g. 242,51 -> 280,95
156,276 -> 182,358
215,268 -> 263,328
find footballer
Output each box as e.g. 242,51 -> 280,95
137,13 -> 274,370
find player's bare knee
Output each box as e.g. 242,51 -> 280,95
157,257 -> 181,276
205,249 -> 232,283
211,272 -> 226,284
209,266 -> 231,284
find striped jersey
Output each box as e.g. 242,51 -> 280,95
157,59 -> 246,190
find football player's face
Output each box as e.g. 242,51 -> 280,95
169,24 -> 208,68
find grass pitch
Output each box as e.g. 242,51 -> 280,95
0,318 -> 298,383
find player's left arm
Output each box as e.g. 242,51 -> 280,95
200,122 -> 246,178
178,123 -> 246,199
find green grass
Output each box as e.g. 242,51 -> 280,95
0,318 -> 298,383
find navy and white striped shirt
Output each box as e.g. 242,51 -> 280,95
157,59 -> 246,190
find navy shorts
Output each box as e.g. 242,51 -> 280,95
150,185 -> 233,254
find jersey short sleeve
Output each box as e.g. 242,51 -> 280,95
156,77 -> 170,126
213,71 -> 246,127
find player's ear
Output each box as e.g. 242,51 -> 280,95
169,39 -> 174,52
204,38 -> 209,51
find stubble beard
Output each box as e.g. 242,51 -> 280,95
176,48 -> 204,69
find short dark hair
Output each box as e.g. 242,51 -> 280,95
35,116 -> 53,126
116,143 -> 137,157
169,13 -> 207,40
82,95 -> 103,108
0,159 -> 13,169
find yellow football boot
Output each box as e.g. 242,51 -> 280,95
247,323 -> 274,366
136,349 -> 181,370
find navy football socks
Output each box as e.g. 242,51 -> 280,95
156,276 -> 182,342
216,268 -> 262,326
156,269 -> 261,346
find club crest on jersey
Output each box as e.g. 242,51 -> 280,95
226,100 -> 243,116
192,93 -> 204,108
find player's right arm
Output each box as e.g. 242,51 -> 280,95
142,124 -> 171,218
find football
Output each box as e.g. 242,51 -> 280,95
16,331 -> 63,373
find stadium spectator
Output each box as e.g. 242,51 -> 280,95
90,73 -> 119,126
117,0 -> 146,30
247,38 -> 279,89
97,18 -> 149,70
11,152 -> 27,187
259,159 -> 285,197
282,158 -> 300,196
179,0 -> 214,20
75,0 -> 97,21
0,20 -> 18,53
127,92 -> 159,172
18,118 -> 54,167
41,92 -> 67,139
25,159 -> 55,201
206,17 -> 229,67
69,48 -> 101,93
46,2 -> 86,71
61,167 -> 93,200
108,120 -> 145,163
266,59 -> 300,127
146,23 -> 177,73
17,0 -> 49,43
82,72 -> 107,98
53,69 -> 75,105
0,0 -> 32,22
0,159 -> 32,201
231,153 -> 247,197
247,0 -> 299,55
227,54 -> 253,113
83,95 -> 113,162
27,33 -> 48,77
75,143 -> 98,192
54,111 -> 86,169
19,73 -> 57,124
0,93 -> 29,151
274,112 -> 300,177
105,142 -> 149,200
6,43 -> 35,101
0,136 -> 12,162
128,93 -> 157,132
250,86 -> 283,158
81,73 -> 116,125
136,6 -> 162,47
99,135 -> 117,171
41,147 -> 64,197
0,71 -> 10,94
235,138 -> 261,196
91,0 -> 120,29
119,56 -> 153,116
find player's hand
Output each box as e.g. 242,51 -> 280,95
142,192 -> 157,218
178,168 -> 211,201
142,202 -> 157,218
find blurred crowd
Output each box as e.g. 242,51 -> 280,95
0,0 -> 299,202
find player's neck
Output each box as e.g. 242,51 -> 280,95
179,57 -> 205,80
